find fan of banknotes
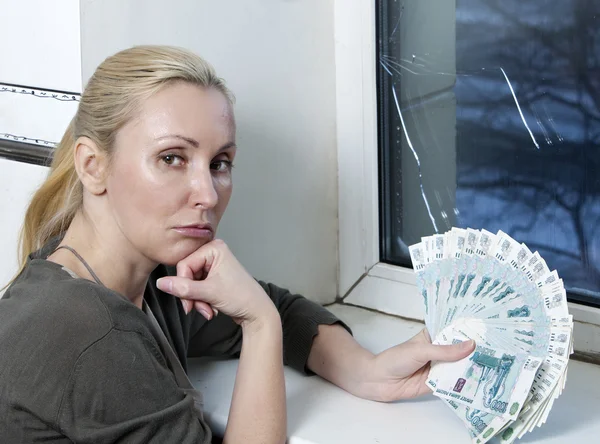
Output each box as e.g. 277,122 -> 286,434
409,228 -> 573,444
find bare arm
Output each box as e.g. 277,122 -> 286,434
307,324 -> 376,399
307,323 -> 475,402
224,311 -> 287,444
156,241 -> 288,443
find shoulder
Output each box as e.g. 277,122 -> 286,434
1,259 -> 155,359
3,260 -> 112,338
0,261 -> 128,424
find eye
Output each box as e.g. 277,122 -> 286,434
161,154 -> 185,166
211,160 -> 234,172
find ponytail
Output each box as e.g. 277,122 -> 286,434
7,121 -> 82,288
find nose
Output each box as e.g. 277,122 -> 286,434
189,167 -> 218,210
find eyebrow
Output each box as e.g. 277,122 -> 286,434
155,134 -> 236,152
155,134 -> 199,147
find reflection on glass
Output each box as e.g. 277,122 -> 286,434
378,0 -> 600,302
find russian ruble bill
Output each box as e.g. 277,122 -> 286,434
409,228 -> 573,443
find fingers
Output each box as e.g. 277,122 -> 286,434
192,300 -> 215,319
176,261 -> 194,280
158,277 -> 219,319
157,276 -> 216,306
177,296 -> 217,319
192,301 -> 219,318
177,298 -> 218,319
158,241 -> 231,320
409,329 -> 475,363
181,299 -> 193,314
176,239 -> 226,280
157,276 -> 208,299
176,254 -> 209,281
426,340 -> 475,362
173,244 -> 222,318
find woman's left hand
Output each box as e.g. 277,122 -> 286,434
359,329 -> 475,402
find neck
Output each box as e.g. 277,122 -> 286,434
48,210 -> 158,308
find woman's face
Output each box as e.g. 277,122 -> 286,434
105,82 -> 236,265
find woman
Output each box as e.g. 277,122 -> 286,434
0,46 -> 474,443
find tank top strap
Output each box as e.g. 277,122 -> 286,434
52,245 -> 104,286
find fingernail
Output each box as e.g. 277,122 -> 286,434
180,299 -> 188,314
156,278 -> 172,293
200,309 -> 211,320
462,340 -> 475,348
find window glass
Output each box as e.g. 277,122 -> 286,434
377,0 -> 600,303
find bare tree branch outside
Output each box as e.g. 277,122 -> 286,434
378,0 -> 600,301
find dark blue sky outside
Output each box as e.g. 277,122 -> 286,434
379,0 -> 600,299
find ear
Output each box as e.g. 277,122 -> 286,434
73,137 -> 109,195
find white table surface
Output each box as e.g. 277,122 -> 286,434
188,303 -> 600,443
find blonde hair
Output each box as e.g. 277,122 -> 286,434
9,45 -> 233,287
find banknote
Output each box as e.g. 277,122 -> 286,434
409,228 -> 573,443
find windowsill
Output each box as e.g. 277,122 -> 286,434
189,303 -> 600,443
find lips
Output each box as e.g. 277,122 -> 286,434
173,223 -> 214,239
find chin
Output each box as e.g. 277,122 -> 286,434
154,238 -> 211,266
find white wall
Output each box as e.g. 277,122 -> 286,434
79,0 -> 339,302
0,0 -> 80,292
0,159 -> 48,292
0,1 -> 81,146
0,0 -> 82,91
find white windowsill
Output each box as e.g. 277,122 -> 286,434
344,263 -> 425,321
188,303 -> 600,443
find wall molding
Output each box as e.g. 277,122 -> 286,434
0,82 -> 80,102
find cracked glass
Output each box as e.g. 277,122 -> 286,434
377,0 -> 600,304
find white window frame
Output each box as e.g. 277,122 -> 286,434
334,0 -> 600,357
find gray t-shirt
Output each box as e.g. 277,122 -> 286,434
0,239 -> 350,443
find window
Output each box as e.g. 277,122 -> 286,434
335,0 -> 600,356
377,0 -> 600,306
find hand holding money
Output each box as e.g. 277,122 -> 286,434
362,328 -> 475,401
409,228 -> 573,443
